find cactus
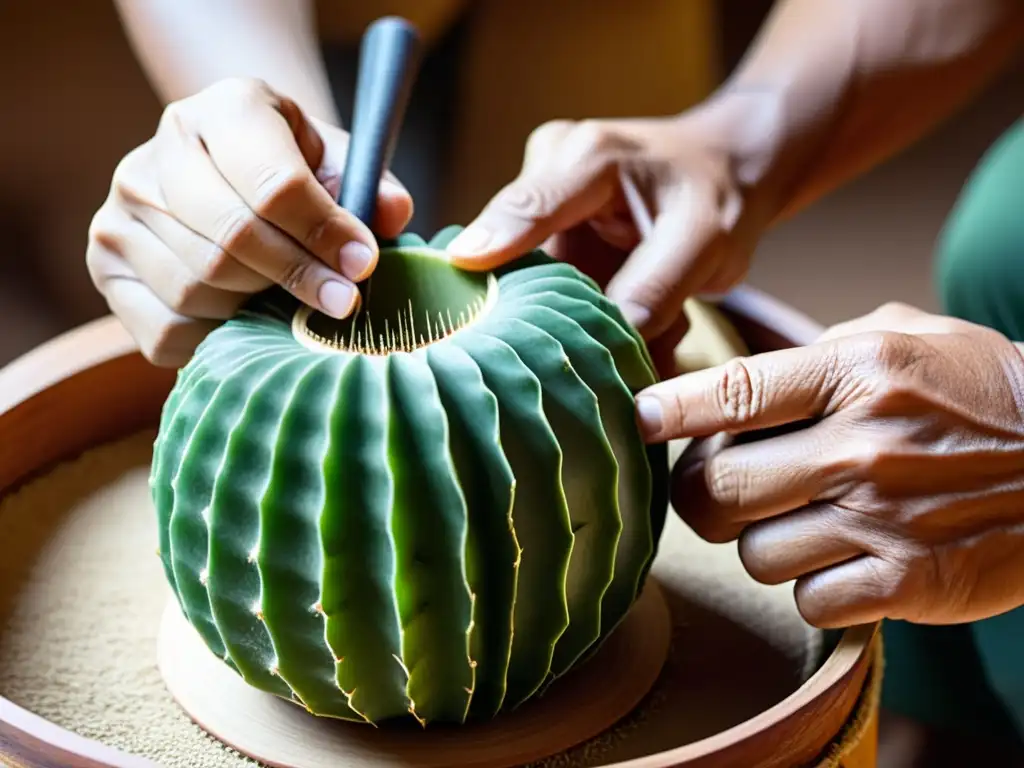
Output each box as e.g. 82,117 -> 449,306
151,225 -> 669,726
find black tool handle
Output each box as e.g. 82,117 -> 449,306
337,16 -> 421,230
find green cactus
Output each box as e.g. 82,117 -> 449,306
151,225 -> 669,726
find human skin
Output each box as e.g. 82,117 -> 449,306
635,302 -> 1024,628
99,2 -> 431,364
86,79 -> 414,365
113,0 -> 341,123
442,0 -> 1024,628
447,0 -> 1024,369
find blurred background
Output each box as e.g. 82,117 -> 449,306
0,0 -> 1021,367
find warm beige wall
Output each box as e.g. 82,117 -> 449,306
0,3 -> 163,364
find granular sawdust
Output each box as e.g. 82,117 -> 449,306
0,431 -> 259,768
0,431 -> 816,768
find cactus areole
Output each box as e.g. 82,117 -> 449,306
150,225 -> 670,726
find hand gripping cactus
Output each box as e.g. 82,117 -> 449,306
150,227 -> 669,726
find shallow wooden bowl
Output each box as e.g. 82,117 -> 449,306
0,287 -> 879,768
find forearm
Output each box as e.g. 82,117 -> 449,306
703,0 -> 1024,224
113,0 -> 340,124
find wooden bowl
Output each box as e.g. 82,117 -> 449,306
0,287 -> 881,768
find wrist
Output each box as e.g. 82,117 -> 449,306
676,0 -> 859,227
673,80 -> 843,234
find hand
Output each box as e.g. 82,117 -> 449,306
444,109 -> 772,375
634,302 -> 1024,629
86,77 -> 414,367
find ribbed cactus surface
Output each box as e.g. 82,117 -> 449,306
151,226 -> 669,726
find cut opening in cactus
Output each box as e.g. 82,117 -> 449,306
294,247 -> 497,355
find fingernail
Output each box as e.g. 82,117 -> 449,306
339,241 -> 375,280
379,178 -> 408,200
447,225 -> 495,256
318,280 -> 357,319
635,395 -> 664,440
617,300 -> 652,330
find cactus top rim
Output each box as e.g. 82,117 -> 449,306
293,243 -> 499,356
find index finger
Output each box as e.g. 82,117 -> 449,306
634,343 -> 845,443
445,162 -> 617,271
191,83 -> 404,276
446,122 -> 640,270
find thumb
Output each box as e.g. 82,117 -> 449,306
446,126 -> 628,271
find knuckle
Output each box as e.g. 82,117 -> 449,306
715,357 -> 760,426
301,216 -> 335,256
852,331 -> 930,407
160,77 -> 272,133
86,205 -> 117,250
212,76 -> 272,105
157,99 -> 186,133
870,557 -> 915,608
680,505 -> 740,545
110,143 -> 151,205
570,120 -> 613,155
793,563 -> 899,627
85,210 -> 131,294
842,437 -> 907,482
84,241 -> 111,289
566,120 -> 641,164
861,330 -> 916,373
845,438 -> 886,475
704,455 -> 741,508
251,163 -> 311,219
872,301 -> 920,324
164,277 -> 203,314
110,151 -> 134,190
530,118 -> 574,142
212,205 -> 259,256
697,518 -> 743,545
278,257 -> 315,294
525,119 -> 574,154
198,245 -> 239,288
487,178 -> 561,224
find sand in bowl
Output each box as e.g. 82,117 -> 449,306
0,431 -> 821,768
